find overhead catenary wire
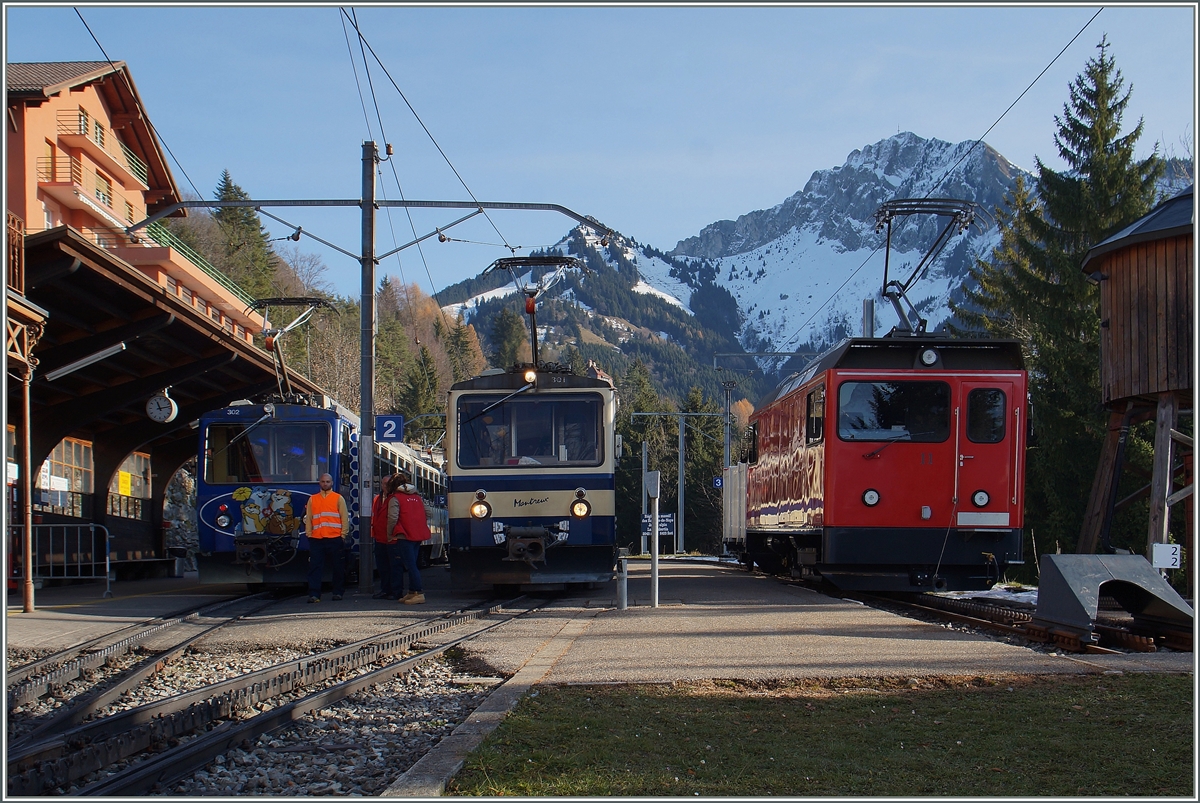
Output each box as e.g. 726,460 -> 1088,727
338,8 -> 515,254
775,7 -> 1103,356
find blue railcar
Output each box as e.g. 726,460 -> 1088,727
195,397 -> 446,586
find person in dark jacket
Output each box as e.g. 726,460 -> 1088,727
389,469 -> 432,604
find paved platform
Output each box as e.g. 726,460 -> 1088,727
8,558 -> 1192,796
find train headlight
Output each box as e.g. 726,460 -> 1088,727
523,368 -> 538,384
862,489 -> 881,506
470,500 -> 492,519
920,348 -> 938,366
215,514 -> 231,528
972,490 -> 990,508
575,487 -> 587,499
475,489 -> 488,500
570,499 -> 591,518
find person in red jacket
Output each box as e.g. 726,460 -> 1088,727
369,474 -> 405,600
389,469 -> 432,604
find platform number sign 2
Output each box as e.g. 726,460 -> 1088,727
376,415 -> 405,442
1152,543 -> 1182,569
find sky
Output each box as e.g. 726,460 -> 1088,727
4,3 -> 1196,301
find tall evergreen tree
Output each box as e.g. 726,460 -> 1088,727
952,36 -> 1163,557
397,345 -> 441,444
211,170 -> 277,299
680,386 -> 724,554
613,360 -> 677,552
489,306 -> 528,369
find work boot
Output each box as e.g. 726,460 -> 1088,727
307,596 -> 320,603
403,592 -> 425,604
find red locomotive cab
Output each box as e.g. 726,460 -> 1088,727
825,371 -> 1026,530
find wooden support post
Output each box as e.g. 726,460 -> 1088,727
1078,407 -> 1127,554
1147,392 -> 1178,554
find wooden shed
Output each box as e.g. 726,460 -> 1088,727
1078,185 -> 1194,581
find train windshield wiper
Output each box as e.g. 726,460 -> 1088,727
214,405 -> 276,457
862,430 -> 932,459
462,383 -> 534,425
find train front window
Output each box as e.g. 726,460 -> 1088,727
204,422 -> 332,483
837,381 -> 950,442
458,394 -> 603,468
967,388 -> 1007,443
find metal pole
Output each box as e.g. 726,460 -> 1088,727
651,495 -> 659,607
722,381 -> 736,469
677,415 -> 685,554
617,552 -> 627,610
640,441 -> 648,555
358,141 -> 377,594
646,470 -> 660,609
22,369 -> 35,612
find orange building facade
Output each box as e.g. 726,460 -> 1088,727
7,61 -> 262,341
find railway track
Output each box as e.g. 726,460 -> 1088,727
852,591 -> 1193,655
6,591 -> 262,706
6,595 -> 539,796
8,593 -> 295,748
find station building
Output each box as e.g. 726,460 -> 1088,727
5,61 -> 317,589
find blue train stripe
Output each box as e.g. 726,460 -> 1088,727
449,475 -> 614,493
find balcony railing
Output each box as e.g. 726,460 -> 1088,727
36,157 -> 256,308
7,211 -> 23,294
56,110 -> 149,187
38,156 -> 133,222
143,223 -> 256,307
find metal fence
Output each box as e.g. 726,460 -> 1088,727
8,524 -> 112,597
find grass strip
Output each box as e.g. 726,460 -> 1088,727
448,672 -> 1193,797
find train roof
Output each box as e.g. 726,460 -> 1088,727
451,368 -> 615,392
756,336 -> 1025,409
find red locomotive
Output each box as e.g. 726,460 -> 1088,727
741,336 -> 1027,591
735,199 -> 1028,591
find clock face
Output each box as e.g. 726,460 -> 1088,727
147,394 -> 178,423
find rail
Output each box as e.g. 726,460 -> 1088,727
8,524 -> 112,598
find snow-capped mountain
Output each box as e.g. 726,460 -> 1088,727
668,132 -> 1027,361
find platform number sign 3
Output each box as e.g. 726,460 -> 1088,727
376,415 -> 405,442
1152,543 -> 1182,569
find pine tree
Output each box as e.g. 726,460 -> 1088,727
952,36 -> 1163,556
211,170 -> 277,299
680,386 -> 724,554
396,345 -> 441,443
613,360 -> 677,552
489,306 -> 528,369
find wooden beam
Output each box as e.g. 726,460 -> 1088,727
1147,391 -> 1179,552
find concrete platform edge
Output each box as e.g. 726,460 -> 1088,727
382,608 -> 601,797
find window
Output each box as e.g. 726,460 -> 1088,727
744,421 -> 759,464
166,275 -> 178,294
204,421 -> 332,484
34,437 -> 93,517
805,385 -> 825,444
837,381 -> 950,443
181,286 -> 193,305
43,140 -> 56,182
457,393 -> 603,468
108,452 -> 151,519
967,388 -> 1007,443
94,172 -> 113,207
77,108 -> 89,136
